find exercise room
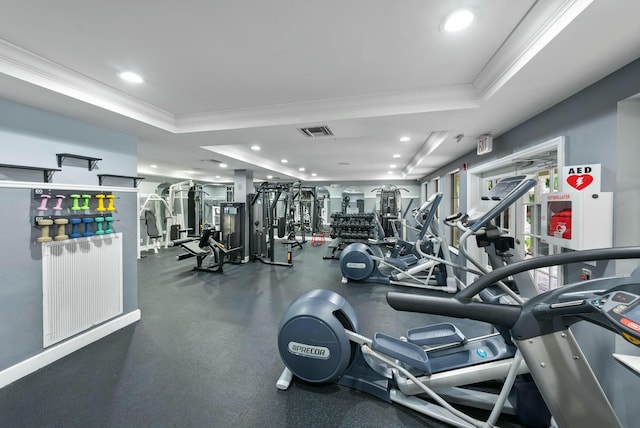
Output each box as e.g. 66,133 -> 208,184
2,2 -> 640,427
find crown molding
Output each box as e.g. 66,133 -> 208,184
175,84 -> 479,133
474,0 -> 593,101
0,38 -> 176,131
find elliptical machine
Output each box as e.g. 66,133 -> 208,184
339,192 -> 459,292
277,246 -> 640,427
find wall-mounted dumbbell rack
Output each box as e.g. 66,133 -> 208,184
32,189 -> 119,242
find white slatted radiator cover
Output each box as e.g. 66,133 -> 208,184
42,233 -> 124,347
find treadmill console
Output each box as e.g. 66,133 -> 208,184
465,175 -> 537,232
597,291 -> 640,344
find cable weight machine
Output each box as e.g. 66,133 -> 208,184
249,182 -> 296,267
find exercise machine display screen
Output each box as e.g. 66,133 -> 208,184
600,291 -> 640,342
623,304 -> 640,324
465,175 -> 537,232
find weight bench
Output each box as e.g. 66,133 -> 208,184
173,228 -> 242,273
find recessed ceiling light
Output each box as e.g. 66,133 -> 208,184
215,175 -> 221,179
118,71 -> 144,83
387,171 -> 394,174
299,167 -> 306,172
311,173 -> 317,177
219,163 -> 228,168
400,136 -> 411,142
281,159 -> 288,164
267,175 -> 273,179
250,145 -> 261,151
443,9 -> 474,33
150,164 -> 158,168
393,154 -> 401,158
390,164 -> 396,169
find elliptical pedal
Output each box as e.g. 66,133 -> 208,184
372,332 -> 431,374
406,323 -> 467,347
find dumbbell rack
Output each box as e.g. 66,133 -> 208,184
323,213 -> 378,260
329,212 -> 377,240
32,188 -> 118,243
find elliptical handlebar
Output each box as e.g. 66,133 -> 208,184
386,292 -> 521,328
444,212 -> 464,223
386,247 -> 640,330
457,246 -> 640,299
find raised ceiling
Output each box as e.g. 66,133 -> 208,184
1,0 -> 640,183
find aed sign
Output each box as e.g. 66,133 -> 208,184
562,163 -> 600,192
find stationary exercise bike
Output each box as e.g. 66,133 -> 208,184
277,246 -> 640,428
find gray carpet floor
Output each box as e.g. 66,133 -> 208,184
0,240 -> 527,427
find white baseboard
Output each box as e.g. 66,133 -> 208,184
0,309 -> 141,389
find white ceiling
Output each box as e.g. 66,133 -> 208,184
1,0 -> 640,183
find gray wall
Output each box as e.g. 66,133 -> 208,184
0,98 -> 139,372
423,57 -> 640,193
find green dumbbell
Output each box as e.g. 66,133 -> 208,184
70,194 -> 82,211
105,217 -> 114,234
95,217 -> 105,235
80,194 -> 91,210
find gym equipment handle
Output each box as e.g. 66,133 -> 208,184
457,246 -> 640,299
531,300 -> 597,319
386,293 -> 521,328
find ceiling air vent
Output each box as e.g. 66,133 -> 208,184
201,159 -> 222,164
298,125 -> 334,138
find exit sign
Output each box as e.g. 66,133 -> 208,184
477,135 -> 493,155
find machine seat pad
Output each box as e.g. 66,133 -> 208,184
182,241 -> 210,256
384,254 -> 419,269
372,332 -> 431,374
406,323 -> 466,347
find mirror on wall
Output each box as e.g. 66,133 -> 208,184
316,187 -> 331,226
341,186 -> 364,214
